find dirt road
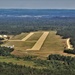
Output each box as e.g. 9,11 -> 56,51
67,38 -> 73,50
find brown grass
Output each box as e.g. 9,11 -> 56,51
2,31 -> 75,58
27,32 -> 49,50
11,33 -> 28,40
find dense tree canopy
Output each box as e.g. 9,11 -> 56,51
0,47 -> 14,56
0,15 -> 75,75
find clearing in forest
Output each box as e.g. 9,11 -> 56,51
2,31 -> 68,57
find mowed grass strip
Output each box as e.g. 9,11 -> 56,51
2,32 -> 42,48
11,33 -> 28,40
3,32 -> 43,52
14,32 -> 43,50
2,31 -> 65,57
10,32 -> 43,55
27,31 -> 65,57
27,32 -> 49,50
9,32 -> 34,41
26,32 -> 43,42
40,31 -> 64,51
21,32 -> 34,41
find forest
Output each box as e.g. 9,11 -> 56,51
0,9 -> 75,74
0,17 -> 75,49
0,47 -> 14,56
0,54 -> 75,75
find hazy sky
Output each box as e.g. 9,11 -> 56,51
0,0 -> 75,9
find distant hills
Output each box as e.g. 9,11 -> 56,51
0,9 -> 75,18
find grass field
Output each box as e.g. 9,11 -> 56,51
26,31 -> 66,57
11,33 -> 28,40
27,32 -> 49,50
0,56 -> 46,69
2,31 -> 67,57
21,32 -> 34,41
1,31 -> 75,68
26,32 -> 43,41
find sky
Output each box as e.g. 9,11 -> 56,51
0,0 -> 75,9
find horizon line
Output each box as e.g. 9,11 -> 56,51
0,8 -> 75,10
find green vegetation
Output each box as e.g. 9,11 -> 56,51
0,12 -> 75,75
64,49 -> 75,54
0,54 -> 75,75
0,17 -> 75,55
0,47 -> 14,56
0,46 -> 75,75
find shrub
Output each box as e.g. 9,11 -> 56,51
0,47 -> 14,56
64,49 -> 75,54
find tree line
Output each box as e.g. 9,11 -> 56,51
0,54 -> 75,75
